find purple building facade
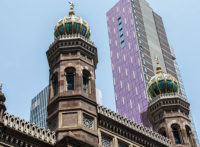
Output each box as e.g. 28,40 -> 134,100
107,0 -> 150,127
106,0 -> 178,127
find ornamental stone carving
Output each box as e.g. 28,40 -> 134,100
83,113 -> 94,130
3,112 -> 56,145
101,135 -> 113,147
97,105 -> 171,146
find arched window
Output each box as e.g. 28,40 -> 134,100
82,69 -> 91,94
186,125 -> 194,146
65,67 -> 76,91
158,128 -> 167,137
52,73 -> 58,96
171,124 -> 182,144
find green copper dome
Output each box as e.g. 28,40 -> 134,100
147,58 -> 179,99
54,2 -> 91,40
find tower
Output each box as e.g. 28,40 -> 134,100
46,3 -> 98,146
147,59 -> 197,147
107,0 -> 178,127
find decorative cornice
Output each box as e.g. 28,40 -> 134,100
50,34 -> 94,49
0,131 -> 35,147
97,105 -> 171,146
149,93 -> 188,106
3,112 -> 56,145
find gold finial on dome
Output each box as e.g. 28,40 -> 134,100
155,56 -> 163,74
54,1 -> 91,40
68,1 -> 75,16
147,57 -> 180,99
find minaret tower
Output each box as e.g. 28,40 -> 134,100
147,58 -> 197,147
46,2 -> 98,146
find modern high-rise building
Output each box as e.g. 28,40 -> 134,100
30,86 -> 103,128
107,0 -> 185,127
30,86 -> 49,128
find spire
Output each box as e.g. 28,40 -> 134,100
68,1 -> 75,16
155,56 -> 163,74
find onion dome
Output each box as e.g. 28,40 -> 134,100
54,2 -> 91,40
147,57 -> 179,99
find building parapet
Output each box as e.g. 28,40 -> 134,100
97,105 -> 172,146
3,112 -> 56,145
149,93 -> 188,106
50,33 -> 94,49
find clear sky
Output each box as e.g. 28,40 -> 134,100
0,0 -> 199,139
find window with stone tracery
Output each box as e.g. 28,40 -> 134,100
83,114 -> 94,130
101,135 -> 113,147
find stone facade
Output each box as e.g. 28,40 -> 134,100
46,34 -> 99,146
146,58 -> 197,147
0,90 -> 55,147
98,105 -> 171,147
148,93 -> 197,147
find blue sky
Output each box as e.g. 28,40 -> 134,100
0,0 -> 199,139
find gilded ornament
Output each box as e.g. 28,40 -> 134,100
147,57 -> 179,99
